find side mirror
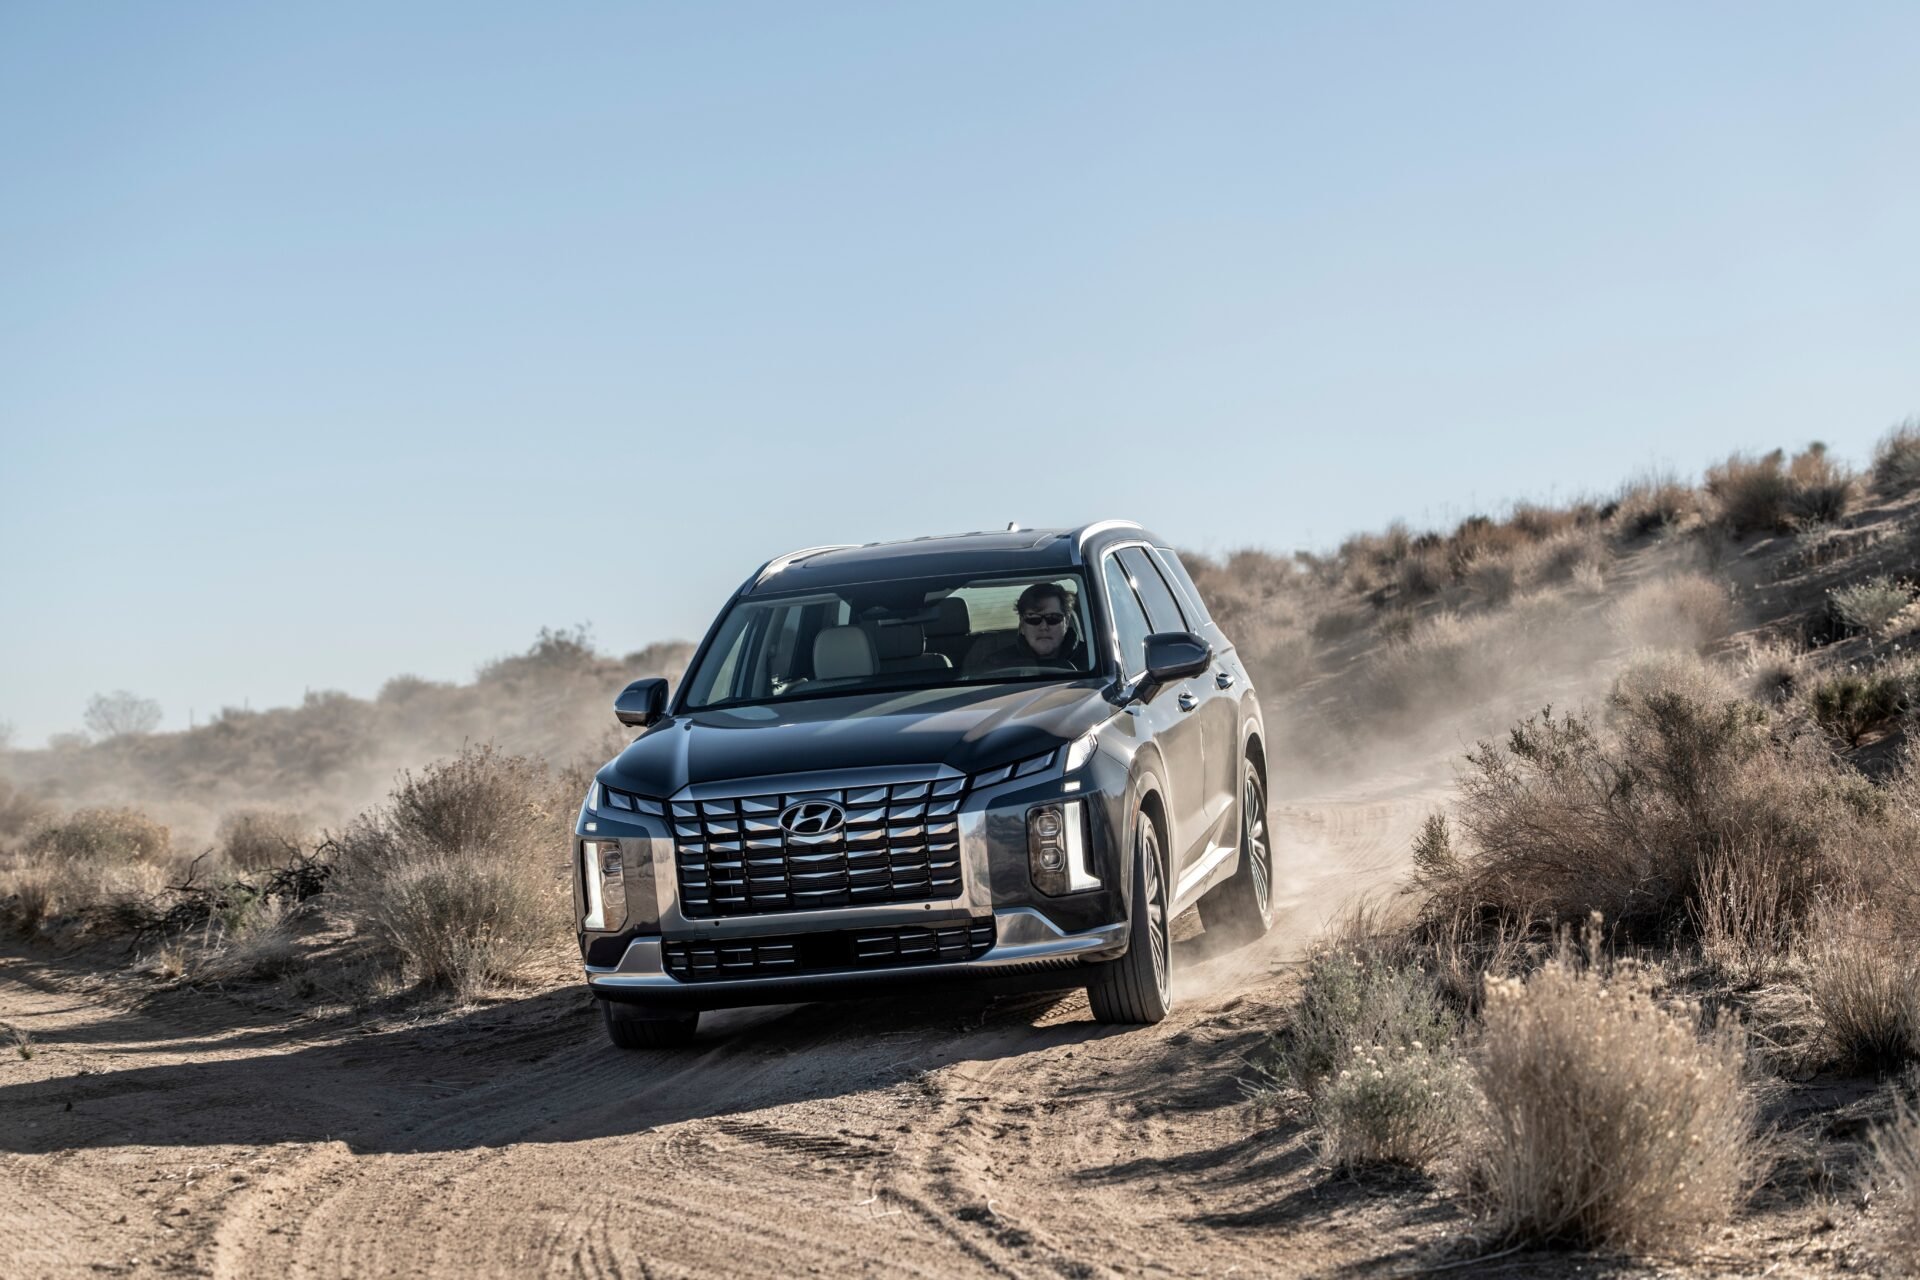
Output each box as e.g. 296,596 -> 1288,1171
1135,632 -> 1212,702
614,677 -> 670,728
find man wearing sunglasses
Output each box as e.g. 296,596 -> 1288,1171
964,581 -> 1089,674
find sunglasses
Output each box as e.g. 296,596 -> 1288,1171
1021,612 -> 1067,626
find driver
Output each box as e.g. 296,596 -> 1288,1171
965,582 -> 1088,673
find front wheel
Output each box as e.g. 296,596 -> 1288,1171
1086,808 -> 1172,1025
1199,759 -> 1275,944
600,999 -> 699,1049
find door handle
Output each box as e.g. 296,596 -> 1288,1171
1177,691 -> 1198,712
1215,670 -> 1235,690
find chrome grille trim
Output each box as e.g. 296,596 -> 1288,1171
674,776 -> 973,917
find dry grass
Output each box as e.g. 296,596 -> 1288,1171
1471,947 -> 1757,1250
1799,901 -> 1920,1072
24,807 -> 170,863
331,744 -> 572,997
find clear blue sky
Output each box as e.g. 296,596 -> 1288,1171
2,2 -> 1915,745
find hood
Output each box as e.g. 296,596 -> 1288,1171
600,680 -> 1113,797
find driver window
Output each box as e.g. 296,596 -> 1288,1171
1101,556 -> 1153,679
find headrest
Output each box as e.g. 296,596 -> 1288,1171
872,623 -> 924,661
927,597 -> 970,637
813,625 -> 876,681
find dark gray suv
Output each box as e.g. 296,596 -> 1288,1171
574,521 -> 1272,1048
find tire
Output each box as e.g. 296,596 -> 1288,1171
600,999 -> 699,1050
1086,807 -> 1172,1025
1198,758 -> 1275,944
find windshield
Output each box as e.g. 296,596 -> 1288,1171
681,570 -> 1100,710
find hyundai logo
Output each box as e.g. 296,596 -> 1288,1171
779,800 -> 845,836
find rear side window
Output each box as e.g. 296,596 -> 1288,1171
1152,548 -> 1214,627
1117,546 -> 1188,633
1101,556 -> 1154,679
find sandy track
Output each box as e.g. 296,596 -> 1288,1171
1,773 -> 1451,1280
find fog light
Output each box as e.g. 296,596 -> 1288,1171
580,839 -> 626,931
1028,802 -> 1097,896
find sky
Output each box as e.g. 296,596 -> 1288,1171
2,1 -> 1916,746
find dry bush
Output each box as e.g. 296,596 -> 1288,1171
1706,446 -> 1856,537
1739,637 -> 1805,703
1799,901 -> 1920,1071
1395,545 -> 1450,597
1472,951 -> 1757,1250
1466,558 -> 1516,606
216,809 -> 310,871
1516,526 -> 1608,589
189,896 -> 307,983
1612,471 -> 1698,538
332,745 -> 571,997
1869,1097 -> 1920,1264
24,807 -> 170,864
1831,577 -> 1915,638
1872,417 -> 1920,491
1508,502 -> 1585,542
1609,573 -> 1733,651
1432,652 -> 1862,941
1447,515 -> 1529,579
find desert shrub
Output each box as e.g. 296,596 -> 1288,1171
1739,637 -> 1804,703
1831,576 -> 1915,638
1787,443 -> 1856,525
1808,669 -> 1911,747
24,808 -> 170,864
1706,446 -> 1855,537
3,856 -> 172,935
1507,502 -> 1585,542
216,809 -> 310,871
1447,515 -> 1528,579
1435,653 -> 1855,940
1612,470 -> 1697,537
1800,901 -> 1920,1071
186,896 -> 307,983
1309,606 -> 1369,644
332,745 -> 570,996
1466,557 -> 1516,606
1609,573 -> 1733,651
1472,953 -> 1757,1250
1869,1098 -> 1920,1263
1395,545 -> 1449,597
1275,947 -> 1467,1171
1706,450 -> 1796,536
1516,526 -> 1607,588
1873,417 -> 1920,491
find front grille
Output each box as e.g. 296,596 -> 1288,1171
663,920 -> 996,981
672,778 -> 969,917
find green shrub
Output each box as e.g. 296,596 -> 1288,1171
1831,577 -> 1915,638
1809,670 -> 1910,747
1274,947 -> 1467,1172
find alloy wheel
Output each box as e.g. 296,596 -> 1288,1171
1141,820 -> 1170,1004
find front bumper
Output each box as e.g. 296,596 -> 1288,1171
575,753 -> 1135,1008
587,907 -> 1127,1009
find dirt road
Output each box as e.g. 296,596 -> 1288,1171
0,771 -> 1448,1279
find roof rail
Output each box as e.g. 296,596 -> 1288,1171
1073,519 -> 1144,551
754,544 -> 854,587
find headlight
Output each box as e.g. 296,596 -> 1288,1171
1063,729 -> 1099,773
580,839 -> 626,930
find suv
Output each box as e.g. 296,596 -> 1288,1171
573,521 -> 1272,1048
